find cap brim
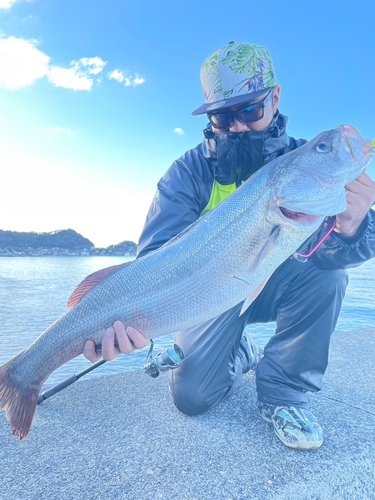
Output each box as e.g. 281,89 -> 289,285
191,88 -> 272,116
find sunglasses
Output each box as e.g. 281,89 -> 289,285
208,90 -> 273,130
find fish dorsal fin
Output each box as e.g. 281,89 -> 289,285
67,262 -> 131,309
239,275 -> 272,316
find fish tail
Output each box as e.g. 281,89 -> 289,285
0,354 -> 41,441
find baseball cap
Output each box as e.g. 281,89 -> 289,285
192,41 -> 277,116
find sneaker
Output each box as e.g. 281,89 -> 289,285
258,400 -> 323,450
239,331 -> 264,373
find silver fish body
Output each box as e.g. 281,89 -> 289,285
0,124 -> 373,440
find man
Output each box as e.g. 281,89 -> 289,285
84,42 -> 375,449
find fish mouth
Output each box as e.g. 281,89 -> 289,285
338,125 -> 374,166
279,207 -> 322,226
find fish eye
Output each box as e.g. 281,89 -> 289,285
316,142 -> 329,153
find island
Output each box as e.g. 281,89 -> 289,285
0,229 -> 137,257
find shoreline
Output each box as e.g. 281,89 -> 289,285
0,250 -> 136,257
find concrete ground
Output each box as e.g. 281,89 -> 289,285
1,327 -> 375,500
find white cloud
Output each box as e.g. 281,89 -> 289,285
0,37 -> 140,94
174,128 -> 185,135
0,37 -> 50,89
47,66 -> 93,90
52,126 -> 76,137
47,56 -> 107,90
0,0 -> 16,9
108,69 -> 145,87
108,69 -> 124,82
73,56 -> 106,75
133,76 -> 145,85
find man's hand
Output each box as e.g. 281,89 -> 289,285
83,321 -> 149,363
334,172 -> 375,238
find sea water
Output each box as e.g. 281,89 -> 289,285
0,256 -> 374,387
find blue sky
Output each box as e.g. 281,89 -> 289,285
0,0 -> 374,247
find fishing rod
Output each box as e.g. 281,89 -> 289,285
37,358 -> 107,405
37,340 -> 184,405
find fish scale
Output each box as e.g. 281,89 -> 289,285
0,124 -> 373,440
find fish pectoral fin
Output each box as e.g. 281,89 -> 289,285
237,226 -> 280,316
67,261 -> 133,309
246,225 -> 280,275
239,275 -> 272,316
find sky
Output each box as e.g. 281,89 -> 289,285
0,0 -> 374,248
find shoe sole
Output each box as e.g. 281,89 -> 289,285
275,435 -> 323,449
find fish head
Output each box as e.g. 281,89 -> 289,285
266,124 -> 374,230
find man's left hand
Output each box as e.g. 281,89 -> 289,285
334,172 -> 375,238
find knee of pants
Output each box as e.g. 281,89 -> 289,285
170,383 -> 210,416
313,266 -> 348,294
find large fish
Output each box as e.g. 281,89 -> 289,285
0,125 -> 373,440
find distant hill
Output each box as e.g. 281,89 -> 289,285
0,229 -> 93,250
0,229 -> 137,256
101,240 -> 137,255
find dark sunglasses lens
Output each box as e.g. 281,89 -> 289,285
238,103 -> 264,124
209,113 -> 232,129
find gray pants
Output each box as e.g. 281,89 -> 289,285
169,256 -> 348,414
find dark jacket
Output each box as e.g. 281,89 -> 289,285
137,112 -> 375,270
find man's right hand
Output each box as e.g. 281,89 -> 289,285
83,321 -> 149,363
